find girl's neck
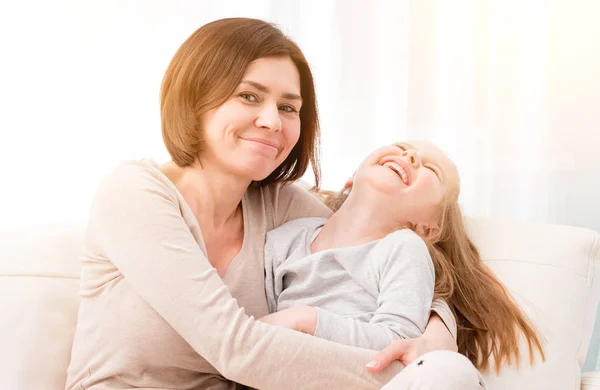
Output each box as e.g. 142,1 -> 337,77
310,191 -> 403,253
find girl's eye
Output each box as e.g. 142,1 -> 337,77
240,93 -> 258,102
426,165 -> 439,177
279,105 -> 298,113
396,144 -> 406,151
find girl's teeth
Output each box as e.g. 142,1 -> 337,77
383,161 -> 408,185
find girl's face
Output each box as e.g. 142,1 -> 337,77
352,140 -> 460,233
198,56 -> 303,182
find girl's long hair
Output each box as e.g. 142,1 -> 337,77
314,187 -> 546,373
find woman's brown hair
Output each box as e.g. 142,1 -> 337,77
160,18 -> 321,187
316,186 -> 546,373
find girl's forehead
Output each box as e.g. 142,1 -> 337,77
400,141 -> 448,163
402,140 -> 461,193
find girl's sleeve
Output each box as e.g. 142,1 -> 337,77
270,183 -> 458,340
314,231 -> 435,350
88,164 -> 401,390
263,231 -> 280,314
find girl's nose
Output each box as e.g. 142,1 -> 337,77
402,149 -> 420,167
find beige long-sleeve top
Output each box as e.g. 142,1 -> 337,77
65,159 -> 457,390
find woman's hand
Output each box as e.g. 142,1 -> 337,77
366,313 -> 457,371
258,306 -> 317,335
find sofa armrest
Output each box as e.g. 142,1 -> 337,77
582,372 -> 600,389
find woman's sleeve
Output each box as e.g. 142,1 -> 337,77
88,164 -> 400,390
431,299 -> 457,340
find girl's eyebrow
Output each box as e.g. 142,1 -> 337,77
398,142 -> 446,182
393,142 -> 412,150
429,163 -> 446,182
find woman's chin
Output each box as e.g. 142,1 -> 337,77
235,164 -> 278,183
229,152 -> 287,183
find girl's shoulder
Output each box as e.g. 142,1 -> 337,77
380,228 -> 429,254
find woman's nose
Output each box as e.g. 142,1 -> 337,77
255,105 -> 282,132
402,149 -> 420,167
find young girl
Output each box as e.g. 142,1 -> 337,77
260,140 -> 546,375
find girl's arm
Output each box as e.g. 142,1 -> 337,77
90,164 -> 400,390
261,230 -> 435,351
273,183 -> 458,342
311,231 -> 435,349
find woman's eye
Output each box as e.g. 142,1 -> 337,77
240,93 -> 258,102
279,105 -> 298,113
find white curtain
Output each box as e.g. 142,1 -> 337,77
1,0 -> 599,368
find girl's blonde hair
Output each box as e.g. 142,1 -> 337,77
313,186 -> 545,373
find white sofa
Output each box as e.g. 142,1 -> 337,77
1,216 -> 600,390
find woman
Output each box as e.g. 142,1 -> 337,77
66,18 -> 476,390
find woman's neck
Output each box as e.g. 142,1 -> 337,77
310,191 -> 403,253
162,160 -> 251,229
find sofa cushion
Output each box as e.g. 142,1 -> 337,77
466,216 -> 600,390
0,223 -> 84,390
0,218 -> 598,390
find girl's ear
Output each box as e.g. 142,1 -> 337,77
415,222 -> 440,242
344,171 -> 356,189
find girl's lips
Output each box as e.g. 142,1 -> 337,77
383,161 -> 409,185
378,156 -> 412,186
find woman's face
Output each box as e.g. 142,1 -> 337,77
352,140 -> 459,228
199,56 -> 302,182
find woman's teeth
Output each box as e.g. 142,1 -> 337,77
383,161 -> 409,185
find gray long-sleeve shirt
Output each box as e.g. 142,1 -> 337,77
264,217 -> 435,351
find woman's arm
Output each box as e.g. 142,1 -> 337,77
430,298 -> 457,340
366,312 -> 458,371
90,164 -> 400,390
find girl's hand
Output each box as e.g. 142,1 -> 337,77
258,306 -> 317,335
366,313 -> 457,371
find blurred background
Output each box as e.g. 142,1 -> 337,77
0,0 -> 598,370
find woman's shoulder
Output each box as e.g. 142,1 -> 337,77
94,158 -> 179,206
101,158 -> 170,184
247,181 -> 332,229
247,180 -> 306,201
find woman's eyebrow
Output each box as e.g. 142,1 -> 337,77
240,80 -> 303,102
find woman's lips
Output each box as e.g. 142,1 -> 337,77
239,137 -> 281,153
